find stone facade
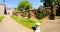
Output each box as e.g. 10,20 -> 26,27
6,8 -> 14,15
0,4 -> 14,15
0,4 -> 4,15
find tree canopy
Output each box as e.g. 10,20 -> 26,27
17,0 -> 32,11
40,0 -> 58,7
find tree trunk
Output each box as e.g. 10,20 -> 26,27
50,5 -> 55,20
28,10 -> 30,18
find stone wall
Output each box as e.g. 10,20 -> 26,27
15,10 -> 36,18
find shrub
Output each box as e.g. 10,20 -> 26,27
36,11 -> 43,19
50,13 -> 55,20
43,10 -> 51,16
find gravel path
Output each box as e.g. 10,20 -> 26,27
1,15 -> 60,32
0,15 -> 33,32
40,19 -> 60,32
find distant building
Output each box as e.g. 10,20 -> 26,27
0,0 -> 14,15
0,4 -> 4,15
0,4 -> 14,15
6,8 -> 14,15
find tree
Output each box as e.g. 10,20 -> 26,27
35,6 -> 43,19
56,0 -> 60,16
17,0 -> 32,18
17,0 -> 32,11
40,0 -> 57,19
35,11 -> 43,19
40,0 -> 55,7
12,8 -> 18,16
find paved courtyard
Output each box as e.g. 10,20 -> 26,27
0,15 -> 33,32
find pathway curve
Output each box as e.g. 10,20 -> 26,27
0,15 -> 33,32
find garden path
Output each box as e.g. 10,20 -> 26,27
40,19 -> 60,32
0,15 -> 33,32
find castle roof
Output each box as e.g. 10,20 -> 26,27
0,3 -> 4,5
6,8 -> 14,10
0,3 -> 5,6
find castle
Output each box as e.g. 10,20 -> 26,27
0,1 -> 14,15
0,4 -> 5,15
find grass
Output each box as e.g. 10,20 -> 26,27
11,15 -> 42,29
0,16 -> 4,22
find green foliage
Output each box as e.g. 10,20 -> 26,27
43,10 -> 51,16
12,8 -> 18,15
40,0 -> 56,7
50,13 -> 55,20
28,11 -> 30,18
39,5 -> 44,8
21,12 -> 26,17
0,16 -> 4,22
35,11 -> 43,19
56,3 -> 60,16
12,11 -> 17,16
17,0 -> 32,11
11,15 -> 42,29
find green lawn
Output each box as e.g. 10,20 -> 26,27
0,16 -> 4,22
11,15 -> 42,29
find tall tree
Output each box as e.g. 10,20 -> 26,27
40,0 -> 57,19
40,0 -> 55,7
17,0 -> 32,18
17,0 -> 32,11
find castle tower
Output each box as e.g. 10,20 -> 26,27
3,0 -> 5,4
0,0 -> 7,15
3,0 -> 7,14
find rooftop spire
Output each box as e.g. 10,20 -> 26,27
3,0 -> 5,4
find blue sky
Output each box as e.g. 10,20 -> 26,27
0,0 -> 43,8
